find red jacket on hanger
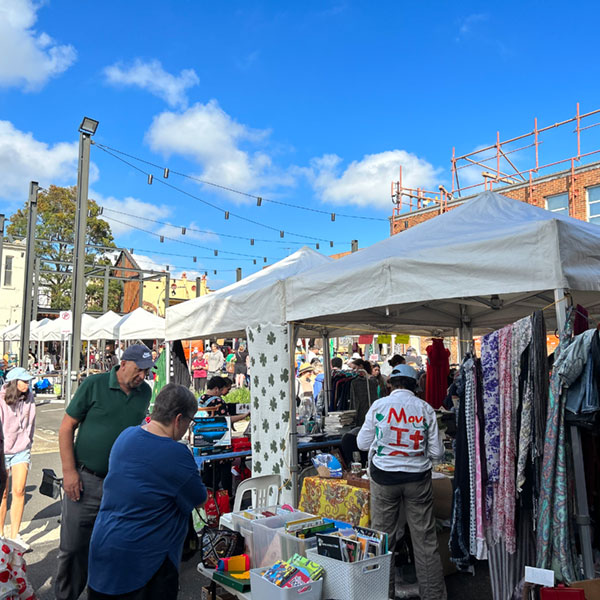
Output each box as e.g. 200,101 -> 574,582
426,338 -> 450,409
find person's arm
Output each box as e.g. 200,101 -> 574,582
356,405 -> 376,451
0,438 -> 6,498
27,393 -> 36,446
58,414 -> 83,501
217,351 -> 224,370
426,407 -> 445,463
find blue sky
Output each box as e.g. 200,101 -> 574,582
1,0 -> 599,287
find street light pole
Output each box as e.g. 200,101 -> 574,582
0,214 -> 5,287
19,182 -> 39,368
70,117 -> 98,395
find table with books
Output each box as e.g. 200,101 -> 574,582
298,476 -> 371,527
198,508 -> 392,600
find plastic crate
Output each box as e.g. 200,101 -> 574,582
305,548 -> 392,600
251,512 -> 315,567
249,568 -> 323,599
540,586 -> 585,599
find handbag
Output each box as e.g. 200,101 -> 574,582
203,488 -> 230,528
39,468 -> 62,499
199,527 -> 244,569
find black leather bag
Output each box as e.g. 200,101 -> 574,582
199,527 -> 244,568
39,469 -> 62,499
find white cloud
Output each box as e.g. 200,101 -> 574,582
304,150 -> 441,209
94,194 -> 172,237
0,0 -> 76,90
456,13 -> 488,41
104,59 -> 199,108
145,100 -> 294,198
0,120 -> 78,202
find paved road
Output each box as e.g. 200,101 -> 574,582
23,401 -> 491,599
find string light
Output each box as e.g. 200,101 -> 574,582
94,144 -> 350,243
93,141 -> 387,222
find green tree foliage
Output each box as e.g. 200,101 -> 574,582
7,185 -> 123,311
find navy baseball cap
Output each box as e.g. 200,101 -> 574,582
390,364 -> 418,380
121,344 -> 154,369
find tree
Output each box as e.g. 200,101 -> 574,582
7,185 -> 123,311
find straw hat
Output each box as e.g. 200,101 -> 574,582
297,362 -> 314,375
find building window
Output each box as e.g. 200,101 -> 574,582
4,256 -> 12,287
587,185 -> 600,225
545,192 -> 569,214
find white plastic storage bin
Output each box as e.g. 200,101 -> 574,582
305,548 -> 392,600
249,568 -> 323,600
251,512 -> 315,567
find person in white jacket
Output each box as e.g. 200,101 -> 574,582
357,364 -> 446,600
205,343 -> 224,379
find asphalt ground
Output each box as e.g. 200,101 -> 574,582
23,400 -> 491,599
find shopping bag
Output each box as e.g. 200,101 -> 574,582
199,528 -> 244,569
0,538 -> 36,599
203,488 -> 230,527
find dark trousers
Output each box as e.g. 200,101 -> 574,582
55,468 -> 104,600
340,431 -> 368,468
194,377 -> 207,393
370,476 -> 447,600
88,557 -> 178,600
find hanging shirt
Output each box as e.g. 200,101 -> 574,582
357,388 -> 444,473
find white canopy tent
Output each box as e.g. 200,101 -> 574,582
165,246 -> 333,340
2,320 -> 39,342
87,310 -> 122,340
285,191 -> 600,336
283,190 -> 600,572
31,314 -> 98,342
115,307 -> 165,340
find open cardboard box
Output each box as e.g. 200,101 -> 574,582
571,579 -> 600,600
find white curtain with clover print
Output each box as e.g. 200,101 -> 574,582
246,323 -> 293,504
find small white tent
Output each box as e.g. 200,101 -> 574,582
115,307 -> 165,340
87,311 -> 122,340
165,246 -> 333,340
285,191 -> 600,335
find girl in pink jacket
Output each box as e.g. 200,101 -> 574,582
0,368 -> 36,550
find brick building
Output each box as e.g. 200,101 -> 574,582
390,160 -> 600,235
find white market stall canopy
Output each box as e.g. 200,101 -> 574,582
1,320 -> 41,342
87,310 -> 122,340
165,246 -> 333,340
115,307 -> 165,340
31,314 -> 98,341
285,191 -> 600,336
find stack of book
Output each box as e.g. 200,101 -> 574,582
284,516 -> 337,539
260,554 -> 324,589
315,526 -> 388,562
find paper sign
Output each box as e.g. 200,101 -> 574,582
524,566 -> 555,587
395,334 -> 410,344
59,311 -> 72,335
377,335 -> 391,344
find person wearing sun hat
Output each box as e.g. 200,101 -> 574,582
296,362 -> 316,421
55,344 -> 154,600
0,367 -> 36,550
357,363 -> 446,600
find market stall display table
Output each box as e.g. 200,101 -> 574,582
298,476 -> 370,527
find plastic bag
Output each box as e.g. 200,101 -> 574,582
311,453 -> 342,478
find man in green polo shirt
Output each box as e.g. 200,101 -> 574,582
55,344 -> 154,600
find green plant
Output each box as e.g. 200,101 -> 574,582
223,387 -> 251,404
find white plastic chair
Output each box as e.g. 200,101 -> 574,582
232,474 -> 281,512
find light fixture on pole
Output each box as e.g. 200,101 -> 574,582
70,117 -> 98,398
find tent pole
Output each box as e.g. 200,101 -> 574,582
321,332 -> 331,418
165,341 -> 171,384
288,323 -> 299,505
458,304 -> 473,360
555,288 -> 594,579
65,334 -> 72,407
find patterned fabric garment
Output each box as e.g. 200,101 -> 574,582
536,309 -> 576,583
481,330 -> 500,527
514,317 -> 533,494
463,358 -> 478,558
496,324 -> 515,552
473,359 -> 488,560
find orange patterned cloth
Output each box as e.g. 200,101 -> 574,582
298,476 -> 370,527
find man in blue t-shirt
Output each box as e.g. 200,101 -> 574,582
87,384 -> 206,599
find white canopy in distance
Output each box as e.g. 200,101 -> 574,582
114,307 -> 165,340
165,246 -> 333,340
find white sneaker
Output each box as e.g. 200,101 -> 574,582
11,535 -> 31,552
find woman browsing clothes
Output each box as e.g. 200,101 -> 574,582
0,367 -> 36,550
